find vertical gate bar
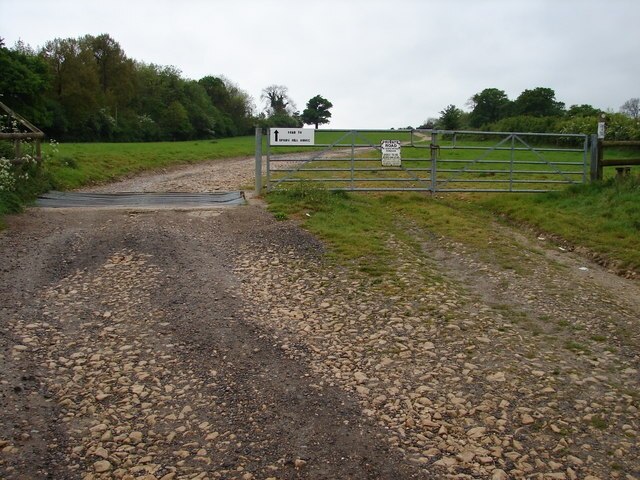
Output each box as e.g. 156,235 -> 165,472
509,134 -> 515,192
430,131 -> 437,193
350,130 -> 355,191
582,135 -> 588,183
255,127 -> 262,193
266,128 -> 271,191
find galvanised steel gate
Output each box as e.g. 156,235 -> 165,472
254,128 -> 589,193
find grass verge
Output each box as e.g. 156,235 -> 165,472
267,176 -> 640,276
267,185 -> 543,276
268,184 -> 393,276
478,175 -> 640,272
0,168 -> 50,228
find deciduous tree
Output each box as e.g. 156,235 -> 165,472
437,104 -> 463,130
513,87 -> 564,117
567,104 -> 601,117
41,37 -> 101,139
468,88 -> 511,127
261,85 -> 295,115
418,118 -> 437,129
301,95 -> 333,129
162,100 -> 193,140
3,33 -> 259,141
620,98 -> 640,119
0,41 -> 50,126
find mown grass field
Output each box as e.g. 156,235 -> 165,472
45,136 -> 261,190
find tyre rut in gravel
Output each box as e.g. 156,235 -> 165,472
0,206 -> 429,479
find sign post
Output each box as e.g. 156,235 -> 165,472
595,114 -> 606,180
255,127 -> 262,192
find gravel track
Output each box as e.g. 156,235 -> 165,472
1,156 -> 639,479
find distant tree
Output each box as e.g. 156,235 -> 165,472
260,111 -> 302,129
41,37 -> 101,139
80,34 -> 136,132
0,41 -> 51,126
84,34 -> 126,94
418,118 -> 437,129
620,98 -> 640,119
513,87 -> 564,117
437,104 -> 463,130
261,84 -> 296,115
199,76 -> 228,105
1,32 -> 262,141
181,80 -> 222,137
301,95 -> 333,128
567,104 -> 601,117
216,76 -> 255,135
162,100 -> 193,140
468,88 -> 512,127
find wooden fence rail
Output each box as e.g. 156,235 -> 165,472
0,101 -> 45,164
590,134 -> 640,181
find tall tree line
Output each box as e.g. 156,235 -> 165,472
0,34 -> 255,141
425,87 -> 640,141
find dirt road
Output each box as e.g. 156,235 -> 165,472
1,157 -> 639,479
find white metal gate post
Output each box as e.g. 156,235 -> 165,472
255,127 -> 262,193
350,131 -> 355,191
430,131 -> 438,193
266,129 -> 272,191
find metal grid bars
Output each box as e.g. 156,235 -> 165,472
256,128 -> 589,193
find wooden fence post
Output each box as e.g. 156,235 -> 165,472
590,134 -> 600,181
597,138 -> 603,180
591,114 -> 606,181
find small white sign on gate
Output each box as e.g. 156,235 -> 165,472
381,139 -> 401,166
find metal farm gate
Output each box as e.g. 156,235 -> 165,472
254,128 -> 590,193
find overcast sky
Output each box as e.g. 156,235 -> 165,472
1,0 -> 639,129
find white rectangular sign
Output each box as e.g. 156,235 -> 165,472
381,139 -> 401,166
270,128 -> 315,145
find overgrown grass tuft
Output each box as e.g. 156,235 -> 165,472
268,185 -> 393,275
0,166 -> 52,227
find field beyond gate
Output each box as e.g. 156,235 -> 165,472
262,129 -> 589,193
